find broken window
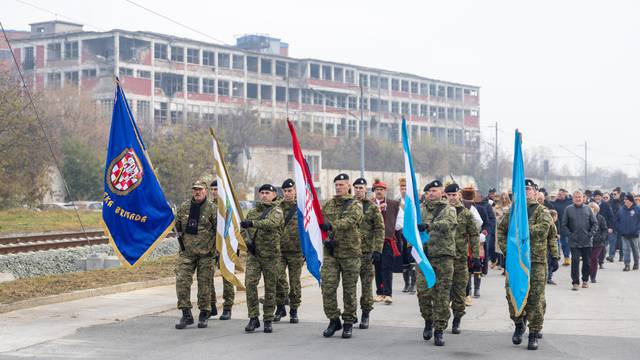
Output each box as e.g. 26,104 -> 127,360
46,72 -> 61,88
170,46 -> 184,62
65,71 -> 79,87
232,54 -> 244,70
187,76 -> 199,93
154,72 -> 183,97
310,63 -> 320,79
154,102 -> 167,125
232,82 -> 244,97
64,41 -> 78,59
47,43 -> 61,61
154,43 -> 167,60
334,67 -> 343,82
218,53 -> 230,68
247,83 -> 258,99
275,60 -> 286,76
118,67 -> 133,77
202,78 -> 215,94
83,37 -> 115,62
261,84 -> 272,100
137,70 -> 151,79
322,65 -> 332,81
218,80 -> 230,96
187,48 -> 199,64
82,68 -> 97,77
247,56 -> 258,72
203,51 -> 215,66
119,37 -> 150,63
276,86 -> 286,102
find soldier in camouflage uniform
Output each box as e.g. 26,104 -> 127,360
319,173 -> 364,339
497,179 -> 557,350
174,180 -> 217,330
353,177 -> 384,329
209,180 -> 235,320
416,179 -> 457,346
445,183 -> 481,335
241,184 -> 284,333
274,178 -> 305,324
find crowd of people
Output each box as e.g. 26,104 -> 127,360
171,176 -> 640,352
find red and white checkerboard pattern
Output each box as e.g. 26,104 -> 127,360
110,149 -> 142,191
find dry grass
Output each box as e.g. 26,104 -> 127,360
0,209 -> 102,235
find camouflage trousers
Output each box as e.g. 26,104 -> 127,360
506,262 -> 547,331
211,276 -> 235,311
359,252 -> 375,313
417,255 -> 454,331
175,252 -> 214,311
276,252 -> 304,309
321,256 -> 361,324
245,255 -> 278,321
450,257 -> 470,318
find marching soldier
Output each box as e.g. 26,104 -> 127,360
174,180 -> 217,329
353,177 -> 384,329
241,184 -> 284,333
416,180 -> 457,346
320,173 -> 364,339
209,180 -> 235,320
497,179 -> 555,350
445,183 -> 481,335
274,178 -> 305,323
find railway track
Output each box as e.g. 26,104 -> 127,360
0,231 -> 175,255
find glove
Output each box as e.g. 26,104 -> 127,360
371,251 -> 381,264
323,239 -> 335,256
240,220 -> 253,228
551,258 -> 560,272
472,258 -> 482,273
417,223 -> 429,232
319,223 -> 332,232
246,242 -> 256,256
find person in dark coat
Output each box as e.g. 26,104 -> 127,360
553,189 -> 573,265
616,194 -> 640,271
588,202 -> 608,282
607,187 -> 624,262
591,190 -> 614,268
474,191 -> 495,275
561,191 -> 597,291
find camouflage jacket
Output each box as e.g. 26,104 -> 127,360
322,195 -> 364,258
279,199 -> 302,256
421,199 -> 457,257
357,198 -> 385,254
453,202 -> 480,260
497,198 -> 553,264
547,222 -> 560,259
243,201 -> 284,258
175,197 -> 217,256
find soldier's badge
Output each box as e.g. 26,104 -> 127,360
107,147 -> 144,195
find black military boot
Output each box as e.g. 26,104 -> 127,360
175,309 -> 194,329
323,318 -> 342,337
341,323 -> 353,339
245,317 -> 260,332
197,310 -> 210,328
423,320 -> 433,340
273,305 -> 286,322
434,330 -> 445,346
219,308 -> 232,320
408,267 -> 417,293
359,311 -> 370,329
536,331 -> 543,339
289,308 -> 299,323
473,274 -> 481,298
209,305 -> 218,319
527,332 -> 539,350
451,317 -> 461,334
264,320 -> 273,333
402,268 -> 410,292
512,322 -> 525,345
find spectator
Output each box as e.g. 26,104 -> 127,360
591,190 -> 614,268
492,192 -> 511,271
616,194 -> 640,271
588,202 -> 607,283
561,191 -> 597,291
606,188 -> 624,262
474,191 -> 496,275
554,189 -> 573,266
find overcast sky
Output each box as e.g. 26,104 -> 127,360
4,0 -> 640,176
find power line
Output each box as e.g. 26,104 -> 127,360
0,20 -> 93,250
15,0 -> 105,31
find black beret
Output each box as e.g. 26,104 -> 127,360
282,178 -> 295,189
259,184 -> 276,193
445,183 -> 460,193
525,179 -> 536,188
593,190 -> 603,196
488,188 -> 496,193
334,173 -> 349,182
210,179 -> 217,187
353,177 -> 367,186
423,180 -> 442,192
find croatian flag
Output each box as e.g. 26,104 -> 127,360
401,117 -> 436,288
287,120 -> 326,282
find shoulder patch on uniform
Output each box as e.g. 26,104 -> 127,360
274,207 -> 284,214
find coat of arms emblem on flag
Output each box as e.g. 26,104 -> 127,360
107,148 -> 143,194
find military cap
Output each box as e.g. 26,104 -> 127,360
282,178 -> 295,189
192,180 -> 207,189
353,177 -> 367,186
593,189 -> 603,196
525,179 -> 536,188
259,184 -> 277,193
210,179 -> 217,187
423,179 -> 443,192
334,173 -> 349,182
372,178 -> 387,189
445,183 -> 460,193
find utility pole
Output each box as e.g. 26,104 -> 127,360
584,140 -> 588,190
360,81 -> 365,178
495,122 -> 499,192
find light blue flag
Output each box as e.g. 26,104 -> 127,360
506,130 -> 531,316
401,118 -> 436,288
